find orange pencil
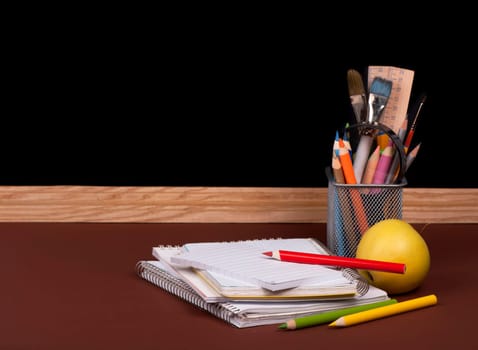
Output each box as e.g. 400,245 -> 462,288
337,138 -> 357,184
336,138 -> 369,235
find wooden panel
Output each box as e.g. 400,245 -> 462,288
0,186 -> 476,223
402,188 -> 478,223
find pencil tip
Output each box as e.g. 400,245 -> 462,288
262,251 -> 273,257
278,323 -> 287,329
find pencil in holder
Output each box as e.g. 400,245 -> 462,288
326,122 -> 407,258
326,169 -> 406,257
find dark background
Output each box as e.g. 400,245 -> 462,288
2,21 -> 475,188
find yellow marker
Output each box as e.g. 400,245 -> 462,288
329,294 -> 437,327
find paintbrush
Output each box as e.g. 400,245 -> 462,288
353,77 -> 393,183
403,93 -> 426,153
347,69 -> 367,123
366,77 -> 393,125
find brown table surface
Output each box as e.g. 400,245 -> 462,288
1,222 -> 476,350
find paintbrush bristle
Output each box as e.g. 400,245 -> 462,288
370,77 -> 393,98
347,69 -> 365,96
366,77 -> 393,125
348,69 -> 367,123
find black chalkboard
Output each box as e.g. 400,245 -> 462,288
2,34 -> 475,188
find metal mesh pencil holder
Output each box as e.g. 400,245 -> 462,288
326,122 -> 407,258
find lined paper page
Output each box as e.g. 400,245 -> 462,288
170,238 -> 351,291
151,247 -> 226,302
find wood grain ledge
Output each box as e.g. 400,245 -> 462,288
0,186 -> 476,223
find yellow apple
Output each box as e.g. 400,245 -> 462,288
355,219 -> 430,295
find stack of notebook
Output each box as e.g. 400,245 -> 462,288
135,237 -> 390,328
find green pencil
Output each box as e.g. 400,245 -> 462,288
278,299 -> 398,330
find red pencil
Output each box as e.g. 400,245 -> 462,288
262,250 -> 406,274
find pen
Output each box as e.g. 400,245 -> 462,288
279,299 -> 398,330
262,250 -> 406,274
329,294 -> 438,327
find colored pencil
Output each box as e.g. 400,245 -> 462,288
332,131 -> 345,183
331,148 -> 348,255
331,137 -> 359,256
336,138 -> 356,184
279,299 -> 398,330
335,139 -> 369,235
376,131 -> 389,152
329,294 -> 438,327
342,124 -> 352,158
361,145 -> 381,184
385,118 -> 408,184
372,141 -> 394,185
406,142 -> 421,171
262,250 -> 406,274
332,130 -> 340,157
332,154 -> 345,184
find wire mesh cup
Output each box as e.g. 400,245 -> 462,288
326,122 -> 407,258
326,168 -> 406,257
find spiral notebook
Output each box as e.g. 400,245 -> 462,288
152,244 -> 358,302
169,237 -> 356,291
136,259 -> 390,328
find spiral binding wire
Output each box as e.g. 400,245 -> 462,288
135,261 -> 235,323
341,268 -> 369,296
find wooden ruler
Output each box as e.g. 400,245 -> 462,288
367,66 -> 415,134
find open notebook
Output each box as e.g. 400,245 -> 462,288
169,237 -> 361,292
